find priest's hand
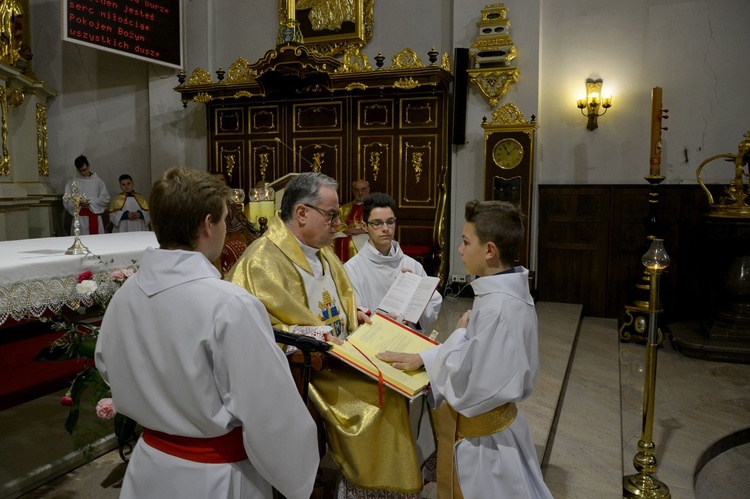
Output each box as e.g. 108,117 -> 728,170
377,351 -> 424,371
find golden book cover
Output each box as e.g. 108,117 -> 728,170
327,313 -> 439,399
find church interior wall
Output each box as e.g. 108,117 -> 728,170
25,1 -> 749,285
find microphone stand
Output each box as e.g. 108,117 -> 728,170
272,329 -> 331,403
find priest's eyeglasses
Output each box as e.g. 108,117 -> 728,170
303,203 -> 341,225
367,218 -> 397,228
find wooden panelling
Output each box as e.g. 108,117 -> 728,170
538,184 -> 726,320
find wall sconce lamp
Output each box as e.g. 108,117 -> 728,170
576,78 -> 613,131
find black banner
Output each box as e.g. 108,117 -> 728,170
64,0 -> 182,69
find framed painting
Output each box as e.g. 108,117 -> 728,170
278,0 -> 374,56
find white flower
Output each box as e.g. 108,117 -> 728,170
76,280 -> 98,296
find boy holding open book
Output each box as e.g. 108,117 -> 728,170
378,200 -> 552,498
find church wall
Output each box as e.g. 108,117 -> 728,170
27,1 -> 749,287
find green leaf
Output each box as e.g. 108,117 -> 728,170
64,407 -> 80,435
77,340 -> 96,359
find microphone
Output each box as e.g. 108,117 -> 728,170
274,137 -> 315,168
272,328 -> 331,353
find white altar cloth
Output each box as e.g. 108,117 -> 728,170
0,232 -> 158,326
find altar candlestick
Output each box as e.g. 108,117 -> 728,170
649,87 -> 664,177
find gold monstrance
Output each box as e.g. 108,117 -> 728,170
63,182 -> 90,255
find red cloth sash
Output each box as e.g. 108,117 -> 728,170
142,426 -> 248,463
79,206 -> 100,235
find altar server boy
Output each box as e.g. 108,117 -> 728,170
108,174 -> 150,232
95,167 -> 318,499
378,200 -> 552,498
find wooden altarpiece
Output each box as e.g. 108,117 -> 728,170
175,45 -> 454,283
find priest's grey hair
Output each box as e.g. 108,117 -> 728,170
280,172 -> 338,222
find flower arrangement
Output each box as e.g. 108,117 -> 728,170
36,256 -> 139,459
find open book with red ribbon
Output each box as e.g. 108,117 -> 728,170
327,313 -> 439,401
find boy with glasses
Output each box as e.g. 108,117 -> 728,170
344,192 -> 442,333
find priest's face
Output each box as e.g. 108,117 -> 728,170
365,206 -> 395,255
299,186 -> 341,249
352,180 -> 370,203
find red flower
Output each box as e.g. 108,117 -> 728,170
78,270 -> 94,283
60,395 -> 74,407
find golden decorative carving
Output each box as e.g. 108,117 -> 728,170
194,92 -> 213,104
234,91 -> 254,99
336,45 -> 373,73
0,0 -> 23,66
279,0 -> 374,58
411,151 -> 423,183
311,151 -> 325,173
369,150 -> 381,181
221,147 -> 238,179
363,103 -> 388,126
36,104 -> 49,176
259,152 -> 270,181
486,103 -> 528,126
253,110 -> 276,130
227,58 -> 258,83
187,68 -> 213,86
394,77 -> 418,90
390,48 -> 423,69
441,52 -> 451,73
0,86 -> 9,176
345,82 -> 368,91
467,67 -> 519,108
6,86 -> 22,108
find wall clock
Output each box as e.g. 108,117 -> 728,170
482,105 -> 537,268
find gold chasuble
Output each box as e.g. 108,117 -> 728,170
108,192 -> 149,212
225,217 -> 422,493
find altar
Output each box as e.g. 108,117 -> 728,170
0,231 -> 158,326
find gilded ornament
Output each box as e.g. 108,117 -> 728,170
36,104 -> 49,176
441,52 -> 451,73
224,153 -> 236,179
0,86 -> 9,176
259,152 -> 269,181
411,151 -> 423,183
6,86 -> 22,108
336,45 -> 372,73
0,0 -> 23,66
486,103 -> 528,126
193,92 -> 213,104
311,151 -> 324,173
394,77 -> 418,90
696,130 -> 750,217
390,48 -> 423,69
234,91 -> 254,99
467,67 -> 519,108
226,58 -> 258,83
345,82 -> 368,91
369,151 -> 381,181
187,68 -> 213,86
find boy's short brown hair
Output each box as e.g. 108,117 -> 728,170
150,167 -> 230,249
465,200 -> 525,266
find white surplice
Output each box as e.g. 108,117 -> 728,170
63,172 -> 110,235
95,248 -> 319,499
110,195 -> 149,232
344,240 -> 442,333
419,268 -> 553,499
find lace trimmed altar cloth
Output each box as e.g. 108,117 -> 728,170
0,231 -> 157,326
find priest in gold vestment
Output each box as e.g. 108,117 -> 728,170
226,172 -> 423,498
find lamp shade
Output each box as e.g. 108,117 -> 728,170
642,238 -> 670,270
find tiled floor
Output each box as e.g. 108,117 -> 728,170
3,298 -> 750,498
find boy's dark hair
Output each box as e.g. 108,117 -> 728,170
119,174 -> 133,183
149,167 -> 230,250
362,192 -> 396,222
464,200 -> 524,266
74,155 -> 89,169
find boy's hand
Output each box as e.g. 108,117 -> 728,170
456,309 -> 471,330
377,351 -> 424,371
357,309 -> 372,325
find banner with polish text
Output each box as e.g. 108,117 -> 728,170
63,0 -> 182,69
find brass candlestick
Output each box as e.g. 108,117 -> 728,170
63,182 -> 90,255
623,238 -> 671,498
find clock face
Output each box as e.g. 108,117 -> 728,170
492,138 -> 524,170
